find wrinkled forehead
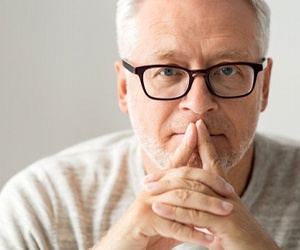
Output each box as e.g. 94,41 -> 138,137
132,0 -> 259,63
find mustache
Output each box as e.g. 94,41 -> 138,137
170,116 -> 232,135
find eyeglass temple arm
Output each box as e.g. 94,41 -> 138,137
122,60 -> 136,73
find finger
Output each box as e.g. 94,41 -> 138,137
196,120 -> 228,180
152,202 -> 229,232
143,123 -> 198,183
165,123 -> 198,169
144,168 -> 234,196
151,212 -> 214,246
152,189 -> 233,216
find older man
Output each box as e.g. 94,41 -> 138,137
1,0 -> 299,249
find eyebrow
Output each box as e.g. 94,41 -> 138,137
217,50 -> 249,61
145,49 -> 250,64
146,50 -> 186,63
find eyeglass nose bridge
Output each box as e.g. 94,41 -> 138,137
191,68 -> 207,76
190,68 -> 209,82
189,66 -> 210,81
188,69 -> 215,96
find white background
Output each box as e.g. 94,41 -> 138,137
1,0 -> 299,189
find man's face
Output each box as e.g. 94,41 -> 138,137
116,0 -> 272,171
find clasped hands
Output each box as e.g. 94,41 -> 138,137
97,120 -> 280,250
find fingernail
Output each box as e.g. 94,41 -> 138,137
186,123 -> 193,135
196,119 -> 203,128
222,201 -> 233,212
184,123 -> 192,140
185,123 -> 197,146
152,202 -> 164,210
143,173 -> 154,183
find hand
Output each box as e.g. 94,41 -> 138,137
144,120 -> 281,250
94,122 -> 234,250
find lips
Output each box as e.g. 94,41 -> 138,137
172,132 -> 224,138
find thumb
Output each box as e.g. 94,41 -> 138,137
196,119 -> 228,180
166,123 -> 198,169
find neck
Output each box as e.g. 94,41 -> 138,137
227,143 -> 254,196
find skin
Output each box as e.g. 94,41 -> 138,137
94,0 -> 280,249
117,0 -> 271,194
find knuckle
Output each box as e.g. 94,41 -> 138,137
163,179 -> 173,190
187,208 -> 199,221
175,189 -> 192,203
169,220 -> 184,234
170,205 -> 180,218
188,180 -> 204,192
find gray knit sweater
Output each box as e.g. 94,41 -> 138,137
0,131 -> 300,249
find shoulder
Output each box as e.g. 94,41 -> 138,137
254,133 -> 300,166
255,133 -> 300,149
0,130 -> 141,213
253,133 -> 300,188
0,130 -> 141,248
1,130 -> 138,192
59,129 -> 136,155
249,134 -> 300,248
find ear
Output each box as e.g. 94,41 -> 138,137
260,58 -> 273,112
115,60 -> 129,114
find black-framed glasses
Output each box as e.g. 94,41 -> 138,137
122,59 -> 267,100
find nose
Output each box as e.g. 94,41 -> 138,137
179,75 -> 218,115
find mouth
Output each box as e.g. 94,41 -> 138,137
210,133 -> 226,141
170,132 -> 227,152
172,132 -> 224,140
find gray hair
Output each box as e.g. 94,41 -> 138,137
116,0 -> 271,59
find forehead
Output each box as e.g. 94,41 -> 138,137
133,0 -> 258,64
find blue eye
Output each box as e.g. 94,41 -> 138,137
160,68 -> 176,76
221,67 -> 237,76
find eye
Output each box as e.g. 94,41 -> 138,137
159,67 -> 177,76
220,66 -> 238,76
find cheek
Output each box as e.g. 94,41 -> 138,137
228,95 -> 261,138
126,85 -> 174,139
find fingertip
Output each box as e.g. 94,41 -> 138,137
221,201 -> 233,213
185,123 -> 197,148
196,119 -> 209,138
224,182 -> 235,194
195,120 -> 228,179
195,119 -> 204,127
143,172 -> 162,183
166,123 -> 197,169
144,182 -> 157,192
143,173 -> 155,183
